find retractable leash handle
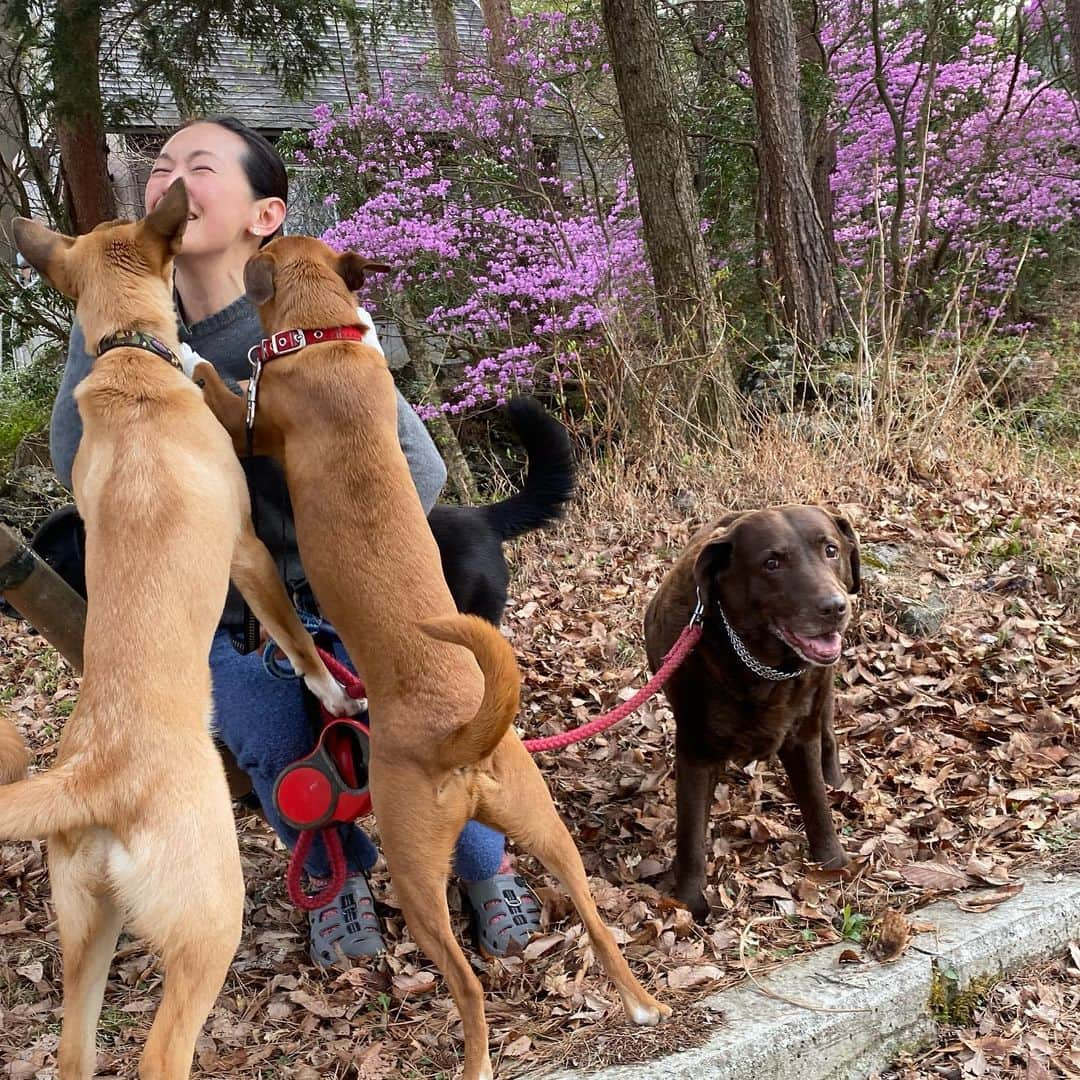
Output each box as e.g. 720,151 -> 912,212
277,649 -> 373,911
273,716 -> 373,829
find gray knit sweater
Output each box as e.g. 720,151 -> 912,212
50,295 -> 448,631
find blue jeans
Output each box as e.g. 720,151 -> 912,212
209,628 -> 506,881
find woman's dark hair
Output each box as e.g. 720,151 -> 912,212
179,115 -> 288,244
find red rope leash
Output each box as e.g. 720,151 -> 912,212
315,648 -> 367,703
522,620 -> 702,753
282,618 -> 700,905
284,647 -> 366,910
286,826 -> 348,911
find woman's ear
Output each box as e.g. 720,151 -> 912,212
251,197 -> 286,240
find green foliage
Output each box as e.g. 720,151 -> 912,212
838,905 -> 870,942
0,348 -> 62,468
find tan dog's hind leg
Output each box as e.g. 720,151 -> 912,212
52,850 -> 124,1080
480,737 -> 671,1027
229,519 -> 357,717
138,937 -> 235,1080
371,771 -> 495,1080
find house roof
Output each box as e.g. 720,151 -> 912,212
102,0 -> 487,134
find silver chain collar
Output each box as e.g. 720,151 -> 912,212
711,597 -> 805,681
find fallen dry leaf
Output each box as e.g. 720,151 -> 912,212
900,860 -> 976,893
391,970 -> 438,999
286,989 -> 346,1019
1,436 -> 1077,1079
667,964 -> 724,990
869,909 -> 912,963
953,881 -> 1025,913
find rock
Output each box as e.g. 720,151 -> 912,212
898,592 -> 948,638
862,542 -> 907,570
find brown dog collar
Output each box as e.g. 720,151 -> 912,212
97,330 -> 184,372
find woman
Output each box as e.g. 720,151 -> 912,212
49,116 -> 541,967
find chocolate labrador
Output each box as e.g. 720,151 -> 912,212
645,505 -> 859,921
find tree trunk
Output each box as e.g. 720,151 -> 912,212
390,293 -> 477,503
747,0 -> 838,345
431,0 -> 461,87
479,0 -> 513,79
796,4 -> 837,261
53,0 -> 114,233
342,6 -> 372,96
0,16 -> 23,264
1066,0 -> 1080,92
600,0 -> 721,356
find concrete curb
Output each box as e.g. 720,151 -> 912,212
538,869 -> 1080,1080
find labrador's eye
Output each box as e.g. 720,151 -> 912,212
825,543 -> 840,559
764,556 -> 781,572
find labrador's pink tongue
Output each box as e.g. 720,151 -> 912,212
791,631 -> 842,664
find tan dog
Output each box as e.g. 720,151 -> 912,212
195,235 -> 670,1080
2,183 -> 355,1080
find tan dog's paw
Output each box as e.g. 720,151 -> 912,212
304,671 -> 362,717
178,343 -> 206,380
0,716 -> 30,784
625,996 -> 672,1026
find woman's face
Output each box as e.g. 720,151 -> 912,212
144,123 -> 268,259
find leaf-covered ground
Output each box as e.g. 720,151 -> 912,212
1,433 -> 1078,1078
884,946 -> 1080,1079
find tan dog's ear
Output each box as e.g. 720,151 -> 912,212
138,178 -> 188,256
336,252 -> 391,292
244,251 -> 277,306
12,217 -> 76,296
830,515 -> 861,594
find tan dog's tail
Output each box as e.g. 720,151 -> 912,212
421,614 -> 520,770
0,716 -> 90,840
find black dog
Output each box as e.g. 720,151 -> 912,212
429,396 -> 576,625
23,396 -> 575,629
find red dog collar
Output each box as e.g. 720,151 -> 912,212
252,325 -> 366,365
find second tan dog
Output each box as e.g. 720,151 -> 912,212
3,183 -> 355,1079
195,235 -> 670,1080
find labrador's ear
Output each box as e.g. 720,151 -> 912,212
831,514 -> 861,594
336,252 -> 392,292
13,217 -> 76,296
692,514 -> 746,611
244,251 -> 278,306
139,178 -> 188,256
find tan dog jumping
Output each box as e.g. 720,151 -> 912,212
2,182 -> 355,1080
195,235 -> 670,1080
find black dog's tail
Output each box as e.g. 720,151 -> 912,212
482,397 -> 576,542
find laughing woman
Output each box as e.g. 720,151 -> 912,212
48,116 -> 541,967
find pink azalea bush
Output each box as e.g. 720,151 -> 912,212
826,1 -> 1080,332
297,14 -> 650,417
